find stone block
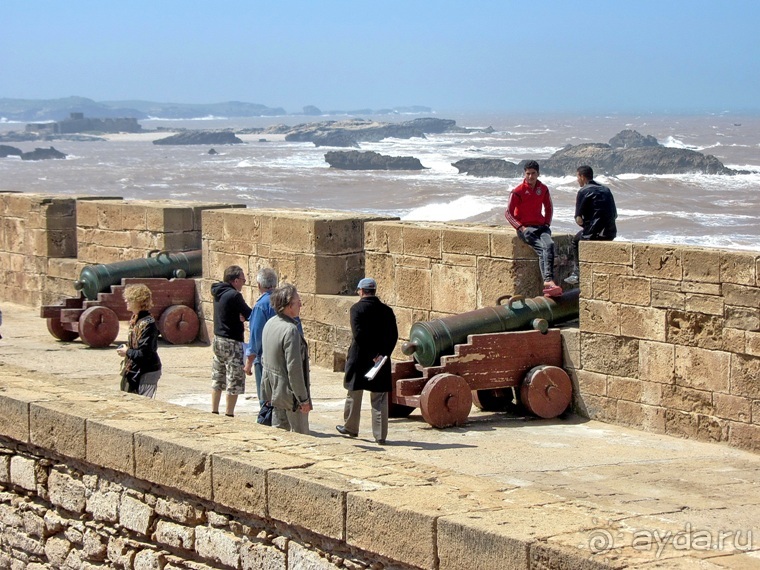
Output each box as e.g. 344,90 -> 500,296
632,244 -> 682,280
721,251 -> 757,286
713,393 -> 751,423
29,401 -> 88,459
682,247 -> 721,283
240,541 -> 285,570
609,275 -> 651,306
666,310 -> 724,350
619,305 -> 667,341
120,494 -> 154,535
294,252 -> 363,295
306,294 -> 355,328
638,341 -> 675,384
607,376 -> 642,402
579,299 -> 620,335
48,468 -> 87,513
477,257 -> 542,305
153,521 -> 195,550
314,217 -> 367,255
431,263 -> 477,313
725,306 -> 760,331
145,204 -> 194,233
162,231 -> 202,252
394,266 -> 431,310
747,331 -> 760,356
639,380 -> 663,406
560,328 -> 580,369
10,456 -> 37,491
574,370 -> 607,396
674,345 -> 730,393
211,450 -> 310,519
121,203 -> 148,230
728,422 -> 760,453
590,271 -> 610,301
401,224 -> 442,258
490,230 -> 534,259
580,240 -> 632,265
365,221 -> 404,254
202,209 -> 226,242
442,252 -> 477,267
442,226 -> 491,256
664,409 -> 700,438
684,293 -> 724,315
269,466 -> 360,541
195,526 -> 243,568
0,388 -> 58,443
730,353 -> 760,399
661,384 -> 714,415
681,281 -> 721,295
580,334 -> 639,377
723,283 -> 760,308
86,490 -> 120,523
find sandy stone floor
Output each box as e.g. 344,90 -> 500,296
2,301 -> 760,560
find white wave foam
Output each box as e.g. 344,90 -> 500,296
661,136 -> 700,150
401,196 -> 494,221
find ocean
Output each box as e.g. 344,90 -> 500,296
1,112 -> 759,251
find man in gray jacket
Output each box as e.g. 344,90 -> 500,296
260,283 -> 312,434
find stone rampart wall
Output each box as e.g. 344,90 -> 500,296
0,375 -> 607,570
571,241 -> 760,452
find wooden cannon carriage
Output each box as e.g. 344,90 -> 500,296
389,290 -> 578,428
40,250 -> 201,348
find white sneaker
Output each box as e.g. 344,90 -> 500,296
564,273 -> 579,285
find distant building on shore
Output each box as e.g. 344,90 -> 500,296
26,112 -> 142,135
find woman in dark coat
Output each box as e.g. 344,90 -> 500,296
337,277 -> 398,444
117,284 -> 162,398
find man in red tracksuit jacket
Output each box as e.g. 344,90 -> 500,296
505,160 -> 562,296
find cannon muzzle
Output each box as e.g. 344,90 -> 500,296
406,289 -> 579,367
75,249 -> 202,300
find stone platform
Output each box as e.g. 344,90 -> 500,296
1,302 -> 758,569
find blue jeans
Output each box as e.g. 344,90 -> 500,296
519,225 -> 555,283
254,361 -> 263,406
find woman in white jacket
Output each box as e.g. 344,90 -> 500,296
260,283 -> 312,434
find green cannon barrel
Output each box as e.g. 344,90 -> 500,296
74,250 -> 202,300
401,289 -> 580,367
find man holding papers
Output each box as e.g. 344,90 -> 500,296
337,277 -> 398,445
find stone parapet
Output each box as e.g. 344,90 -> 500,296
576,241 -> 760,452
4,374 -> 753,569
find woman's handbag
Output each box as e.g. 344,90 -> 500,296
257,402 -> 274,426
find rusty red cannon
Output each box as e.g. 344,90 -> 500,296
391,289 -> 579,428
41,250 -> 201,348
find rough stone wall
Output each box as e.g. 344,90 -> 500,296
200,208 -> 395,361
572,241 -> 760,452
0,192 -> 80,306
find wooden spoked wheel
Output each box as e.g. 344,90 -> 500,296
519,365 -> 572,419
420,373 -> 472,428
46,316 -> 79,342
157,305 -> 199,345
78,306 -> 120,348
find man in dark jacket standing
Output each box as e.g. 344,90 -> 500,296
336,277 -> 398,445
210,265 -> 252,417
565,165 -> 618,284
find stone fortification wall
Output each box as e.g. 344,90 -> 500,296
0,374 -> 614,570
571,241 -> 760,452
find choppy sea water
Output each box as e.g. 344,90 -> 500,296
1,112 -> 759,251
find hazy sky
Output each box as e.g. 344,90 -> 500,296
4,0 -> 759,114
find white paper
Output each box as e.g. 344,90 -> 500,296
364,355 -> 388,380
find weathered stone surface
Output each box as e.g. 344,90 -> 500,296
579,300 -> 620,335
666,310 -> 724,349
325,150 -> 425,170
619,305 -> 667,341
431,263 -> 477,313
580,334 -> 639,377
638,341 -> 676,384
633,245 -> 682,280
48,469 -> 87,513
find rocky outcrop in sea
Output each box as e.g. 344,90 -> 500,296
452,130 -> 738,177
153,131 -> 243,145
0,145 -> 22,158
324,150 -> 426,170
20,147 -> 67,161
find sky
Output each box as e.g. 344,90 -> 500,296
3,0 -> 760,114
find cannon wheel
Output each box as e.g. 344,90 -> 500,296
519,365 -> 572,419
472,388 -> 517,412
389,402 -> 416,418
78,306 -> 120,348
46,316 -> 79,342
420,373 -> 472,428
158,305 -> 199,345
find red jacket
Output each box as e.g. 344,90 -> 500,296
505,179 -> 553,229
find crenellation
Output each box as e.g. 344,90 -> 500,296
399,224 -> 443,259
441,226 -> 491,256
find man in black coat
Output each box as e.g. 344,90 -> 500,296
336,277 -> 398,445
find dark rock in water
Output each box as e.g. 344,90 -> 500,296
325,150 -> 426,170
258,138 -> 268,142
452,158 -> 523,177
313,131 -> 360,148
20,146 -> 67,161
0,145 -> 23,158
454,129 -> 737,177
153,131 -> 243,145
208,148 -> 218,155
302,105 -> 322,116
609,129 -> 659,148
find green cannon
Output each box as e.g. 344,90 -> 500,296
74,249 -> 202,300
401,289 -> 580,368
